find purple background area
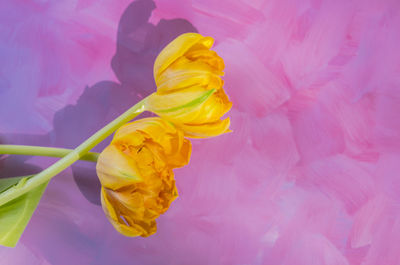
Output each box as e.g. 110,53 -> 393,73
1,0 -> 400,264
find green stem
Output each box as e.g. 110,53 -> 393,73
0,145 -> 99,162
0,99 -> 147,206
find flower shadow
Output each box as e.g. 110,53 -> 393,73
0,0 -> 197,205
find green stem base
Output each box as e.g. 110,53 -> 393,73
0,145 -> 99,162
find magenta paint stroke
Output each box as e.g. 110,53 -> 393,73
1,0 -> 400,264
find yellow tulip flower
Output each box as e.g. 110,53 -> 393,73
96,118 -> 191,237
146,33 -> 232,138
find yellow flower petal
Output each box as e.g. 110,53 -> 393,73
154,33 -> 211,80
96,145 -> 142,190
157,69 -> 222,94
156,56 -> 223,88
146,87 -> 215,115
178,118 -> 231,139
113,118 -> 191,168
101,187 -> 156,237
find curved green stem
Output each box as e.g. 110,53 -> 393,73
0,145 -> 99,162
0,99 -> 147,206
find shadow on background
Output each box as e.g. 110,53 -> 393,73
0,0 -> 197,205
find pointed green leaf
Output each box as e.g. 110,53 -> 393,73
0,176 -> 48,247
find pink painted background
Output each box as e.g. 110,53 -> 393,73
1,0 -> 400,264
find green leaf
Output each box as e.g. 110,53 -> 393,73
0,176 -> 48,247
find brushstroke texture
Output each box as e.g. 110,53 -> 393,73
1,0 -> 400,264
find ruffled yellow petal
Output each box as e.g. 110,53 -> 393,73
164,135 -> 192,168
146,85 -> 231,131
166,87 -> 231,125
145,87 -> 215,116
154,33 -> 214,81
178,118 -> 231,139
96,145 -> 142,190
113,118 -> 191,168
101,187 -> 156,237
157,69 -> 222,94
185,49 -> 224,72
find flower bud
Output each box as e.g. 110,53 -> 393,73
146,33 -> 232,138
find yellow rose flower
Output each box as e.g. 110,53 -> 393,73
96,117 -> 191,237
145,33 -> 232,138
